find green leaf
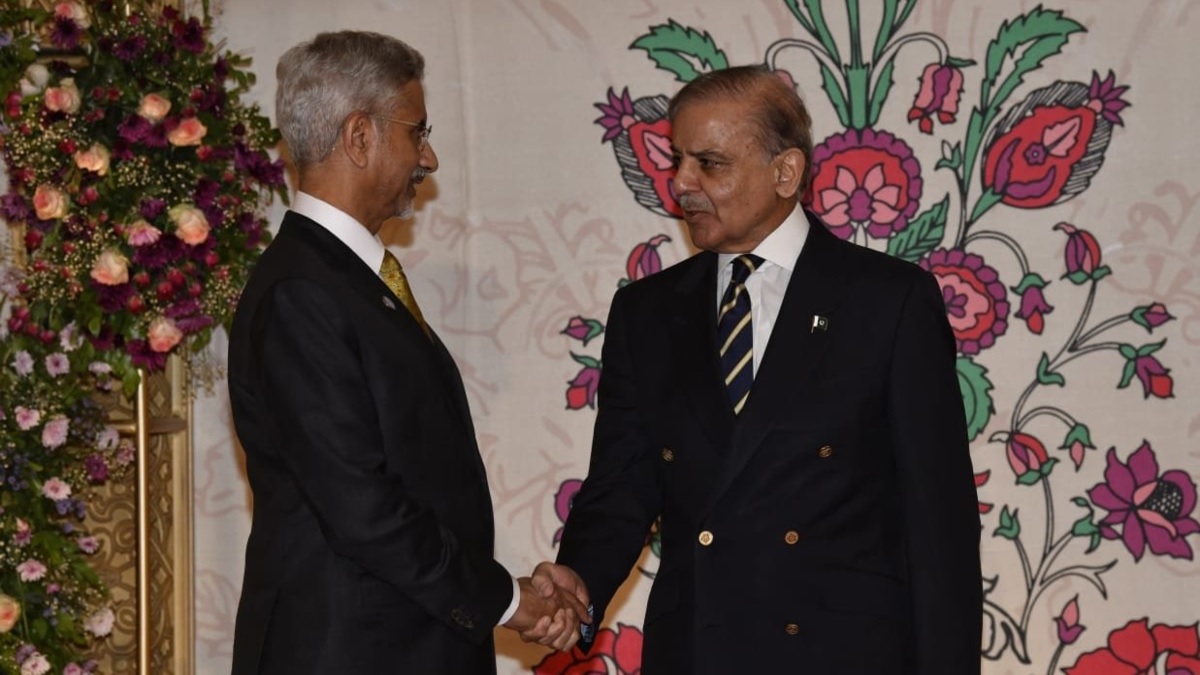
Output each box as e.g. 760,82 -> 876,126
947,56 -> 977,68
956,356 -> 995,442
1061,423 -> 1094,450
570,352 -> 601,369
784,0 -> 818,36
1117,360 -> 1137,389
1036,353 -> 1065,387
818,61 -> 851,127
1039,457 -> 1059,477
968,188 -> 1005,224
886,196 -> 948,263
630,20 -> 729,83
1066,270 -> 1091,285
1118,343 -> 1139,360
122,368 -> 142,399
1091,266 -> 1112,282
936,141 -> 963,172
1010,272 -> 1049,295
1016,470 -> 1043,486
981,8 -> 1085,111
867,58 -> 896,127
994,506 -> 1020,539
1136,340 -> 1166,357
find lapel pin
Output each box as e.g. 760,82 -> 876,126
382,296 -> 396,310
811,314 -> 829,333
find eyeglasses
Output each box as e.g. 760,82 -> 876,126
376,115 -> 432,150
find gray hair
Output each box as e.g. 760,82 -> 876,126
668,65 -> 814,193
275,31 -> 425,169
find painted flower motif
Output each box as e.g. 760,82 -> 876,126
42,477 -> 72,501
1054,222 -> 1110,284
908,62 -> 964,134
1003,432 -> 1056,485
1131,302 -> 1172,332
0,593 -> 20,633
919,248 -> 1009,355
595,87 -> 637,142
553,478 -> 583,544
534,623 -> 643,675
44,352 -> 69,376
809,127 -> 922,240
1060,423 -> 1095,471
561,316 -> 604,346
1088,442 -> 1200,561
982,73 -> 1130,209
1056,596 -> 1085,645
1066,619 -> 1200,674
1010,272 -> 1053,334
41,415 -> 70,449
566,359 -> 601,410
1118,342 -> 1173,400
596,88 -> 680,218
624,234 -> 671,284
17,559 -> 47,582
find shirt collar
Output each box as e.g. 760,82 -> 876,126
717,203 -> 810,273
291,191 -> 387,273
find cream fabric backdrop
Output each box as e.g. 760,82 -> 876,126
193,1 -> 1200,673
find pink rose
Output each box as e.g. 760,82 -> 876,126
43,77 -> 80,113
0,594 -> 19,633
32,184 -> 68,220
169,204 -> 210,245
125,219 -> 162,246
147,316 -> 183,353
85,607 -> 115,637
73,143 -> 110,175
138,93 -> 171,123
90,249 -> 130,286
167,116 -> 207,146
54,1 -> 90,27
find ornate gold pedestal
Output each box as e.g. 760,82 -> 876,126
91,359 -> 194,675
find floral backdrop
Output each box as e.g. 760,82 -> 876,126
135,0 -> 1200,673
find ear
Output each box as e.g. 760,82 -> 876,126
339,112 -> 376,169
772,148 -> 806,199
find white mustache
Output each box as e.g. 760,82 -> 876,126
411,168 -> 428,184
678,193 -> 713,213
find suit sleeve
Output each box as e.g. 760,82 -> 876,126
888,271 -> 983,674
557,286 -> 662,633
251,278 -> 512,642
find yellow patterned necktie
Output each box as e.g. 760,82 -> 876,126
379,250 -> 430,337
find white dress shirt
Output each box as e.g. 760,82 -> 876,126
715,205 -> 810,374
290,192 -> 522,626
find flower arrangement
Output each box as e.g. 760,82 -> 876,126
1,0 -> 286,389
1,1 -> 286,671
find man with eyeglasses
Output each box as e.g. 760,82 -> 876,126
227,31 -> 588,675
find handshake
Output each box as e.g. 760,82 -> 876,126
503,562 -> 592,652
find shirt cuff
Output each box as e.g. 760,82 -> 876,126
497,576 -> 520,626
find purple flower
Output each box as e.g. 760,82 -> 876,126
553,479 -> 583,544
1088,442 -> 1200,561
85,454 -> 109,483
561,316 -> 604,346
809,128 -> 922,240
49,17 -> 83,50
1087,70 -> 1131,126
114,35 -> 147,60
594,87 -> 636,143
119,114 -> 153,143
126,339 -> 168,371
1118,342 -> 1174,399
0,193 -> 30,221
1010,272 -> 1053,335
42,415 -> 70,449
624,234 -> 671,284
140,197 -> 167,220
77,535 -> 100,554
1055,596 -> 1085,645
908,62 -> 964,135
1055,222 -> 1110,284
565,360 -> 601,410
12,350 -> 33,375
1131,302 -> 1172,332
920,248 -> 1009,354
93,280 -> 134,312
44,352 -> 70,376
173,17 -> 207,53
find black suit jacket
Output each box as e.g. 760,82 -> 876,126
558,214 -> 982,674
227,212 -> 512,674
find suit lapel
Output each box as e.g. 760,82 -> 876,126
666,252 -> 736,454
702,215 -> 849,516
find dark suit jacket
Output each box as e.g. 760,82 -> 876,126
227,212 -> 512,674
558,213 -> 982,674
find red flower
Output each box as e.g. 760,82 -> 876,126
1056,596 -> 1085,645
1118,342 -> 1173,400
1055,222 -> 1110,284
596,88 -> 681,218
808,128 -> 922,240
1004,432 -> 1054,484
535,623 -> 643,675
1065,619 -> 1200,674
1011,272 -> 1053,334
623,234 -> 671,284
908,63 -> 964,134
919,248 -> 1009,355
565,358 -> 601,410
974,470 -> 993,514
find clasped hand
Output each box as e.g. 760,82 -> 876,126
503,562 -> 591,652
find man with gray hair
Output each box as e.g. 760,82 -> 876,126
228,31 -> 588,674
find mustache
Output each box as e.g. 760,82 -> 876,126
678,193 -> 713,213
411,168 -> 428,184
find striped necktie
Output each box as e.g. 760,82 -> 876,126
380,250 -> 430,337
717,254 -> 763,415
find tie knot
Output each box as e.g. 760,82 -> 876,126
729,254 -> 764,285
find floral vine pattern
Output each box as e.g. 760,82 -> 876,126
0,1 -> 284,672
548,2 -> 1194,674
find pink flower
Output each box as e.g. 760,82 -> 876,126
41,477 -> 72,501
44,352 -> 69,376
96,425 -> 120,450
11,350 -> 33,375
909,62 -> 964,134
169,204 -> 210,245
137,93 -> 171,122
14,518 -> 32,546
32,184 -> 68,220
90,248 -> 130,285
116,440 -> 136,466
167,116 -> 207,146
14,406 -> 40,430
147,316 -> 184,353
1055,595 -> 1085,645
16,559 -> 47,582
63,664 -> 84,675
54,1 -> 90,28
19,652 -> 49,675
77,535 -> 100,554
125,219 -> 162,246
73,143 -> 110,176
85,607 -> 115,637
561,316 -> 604,346
0,593 -> 20,633
43,77 -> 80,113
41,415 -> 69,449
